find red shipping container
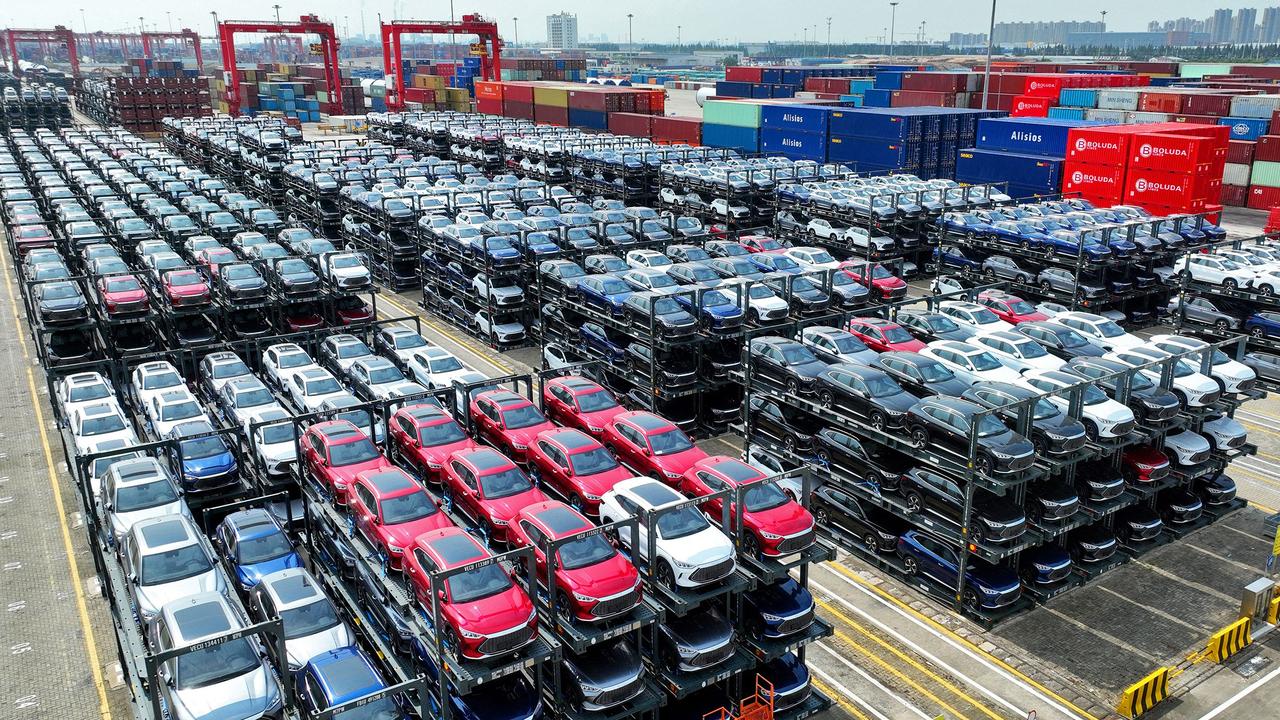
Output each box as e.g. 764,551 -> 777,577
1257,136 -> 1280,163
475,81 -> 504,100
1228,140 -> 1257,164
476,97 -> 502,115
1182,94 -> 1237,116
1010,95 -> 1051,117
1272,109 -> 1280,135
608,112 -> 653,137
1128,133 -> 1214,173
1062,162 -> 1127,201
1138,91 -> 1185,114
1222,183 -> 1249,206
726,66 -> 763,83
502,82 -> 536,104
503,100 -> 535,120
1023,75 -> 1068,98
652,116 -> 701,144
1125,168 -> 1209,210
534,104 -> 569,125
890,90 -> 955,107
1065,127 -> 1132,165
1248,185 -> 1280,210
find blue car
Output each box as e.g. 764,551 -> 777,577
674,286 -> 745,331
933,244 -> 981,271
468,234 -> 522,266
1247,312 -> 1280,339
214,508 -> 302,591
757,653 -> 813,714
165,419 -> 237,491
743,578 -> 815,640
1019,544 -> 1073,587
299,648 -> 408,719
897,530 -> 1022,610
1084,229 -> 1137,258
749,253 -> 804,275
988,221 -> 1048,250
1043,230 -> 1112,261
939,212 -> 994,238
410,639 -> 544,720
777,184 -> 812,205
511,231 -> 560,257
575,275 -> 633,316
580,322 -> 629,363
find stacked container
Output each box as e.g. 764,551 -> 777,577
957,117 -> 1098,199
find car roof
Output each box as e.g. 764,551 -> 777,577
133,515 -> 198,551
310,647 -> 382,702
259,568 -> 324,609
543,427 -> 598,452
421,528 -> 487,566
527,502 -> 592,537
165,593 -> 238,645
619,477 -> 683,508
361,468 -> 417,495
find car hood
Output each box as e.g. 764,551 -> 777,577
186,452 -> 236,477
664,610 -> 733,646
568,642 -> 643,686
136,568 -> 224,616
967,563 -> 1021,593
449,585 -> 534,632
792,360 -> 829,380
455,676 -> 541,720
238,553 -> 303,588
111,502 -> 189,539
1166,430 -> 1211,454
563,553 -> 639,599
485,487 -> 550,523
748,501 -> 814,538
655,446 -> 710,476
172,664 -> 279,720
924,376 -> 971,396
286,624 -> 356,671
382,513 -> 453,550
662,530 -> 734,567
749,579 -> 814,616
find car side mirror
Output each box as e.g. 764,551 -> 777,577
437,589 -> 448,603
128,572 -> 138,585
643,447 -> 652,457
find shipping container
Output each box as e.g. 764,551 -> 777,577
653,116 -> 702,144
704,99 -> 763,128
827,136 -> 916,167
956,148 -> 1065,192
1220,117 -> 1271,141
1222,183 -> 1249,206
760,104 -> 833,134
761,128 -> 828,161
977,116 -> 1099,156
1124,167 -> 1212,209
1229,139 -> 1258,164
1251,161 -> 1280,188
567,107 -> 608,130
1065,126 -> 1131,165
1247,184 -> 1280,209
534,103 -> 569,125
1058,88 -> 1098,108
1062,161 -> 1127,202
702,123 -> 760,152
1096,89 -> 1142,111
1224,163 -> 1253,186
828,108 -> 922,140
1128,133 -> 1216,173
608,112 -> 654,137
1231,95 -> 1280,118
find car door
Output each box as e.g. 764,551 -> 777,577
450,461 -> 482,520
612,423 -> 647,471
536,440 -> 570,491
546,385 -> 573,425
753,344 -> 782,384
352,483 -> 379,545
474,398 -> 501,443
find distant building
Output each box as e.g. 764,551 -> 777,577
1235,7 -> 1259,42
1066,31 -> 1170,48
546,12 -> 579,49
991,20 -> 1103,46
1263,7 -> 1280,42
948,32 -> 987,48
1212,9 -> 1234,43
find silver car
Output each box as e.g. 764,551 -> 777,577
103,458 -> 191,543
123,515 -> 226,622
151,592 -> 284,720
249,568 -> 355,672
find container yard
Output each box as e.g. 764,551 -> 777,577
6,6 -> 1280,720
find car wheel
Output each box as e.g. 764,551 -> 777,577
869,411 -> 886,431
743,533 -> 762,558
1083,421 -> 1099,441
569,495 -> 587,514
968,525 -> 985,545
904,491 -> 924,514
814,506 -> 830,525
1251,326 -> 1265,338
1040,280 -> 1052,292
656,561 -> 677,589
902,556 -> 920,576
786,377 -> 800,395
975,454 -> 993,476
442,627 -> 461,656
962,590 -> 979,609
815,449 -> 831,464
863,532 -> 880,552
1262,285 -> 1275,297
748,309 -> 760,324
1020,240 -> 1030,250
1215,319 -> 1230,333
910,426 -> 929,448
819,389 -> 835,408
784,435 -> 798,452
1224,278 -> 1238,290
984,268 -> 996,280
1033,437 -> 1047,456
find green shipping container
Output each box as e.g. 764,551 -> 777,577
1251,161 -> 1280,188
315,91 -> 329,103
1178,63 -> 1234,79
703,99 -> 762,128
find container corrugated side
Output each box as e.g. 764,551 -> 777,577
1230,95 -> 1280,119
1250,160 -> 1280,188
702,123 -> 760,152
1224,163 -> 1252,186
704,99 -> 763,128
1096,89 -> 1142,111
760,128 -> 828,161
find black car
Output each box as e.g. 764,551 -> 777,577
814,362 -> 918,428
961,381 -> 1088,456
227,309 -> 273,339
1015,321 -> 1106,360
707,256 -> 764,281
539,259 -> 587,294
667,261 -> 722,286
168,314 -> 221,347
748,336 -> 829,395
760,273 -> 832,315
1073,459 -> 1127,503
34,280 -> 89,324
874,351 -> 971,397
1195,472 -> 1237,506
47,329 -> 97,365
1024,480 -> 1081,523
811,428 -> 913,491
1158,488 -> 1204,525
108,323 -> 158,354
217,263 -> 269,301
1115,505 -> 1164,544
622,290 -> 698,336
897,467 -> 1027,544
1061,357 -> 1181,423
627,342 -> 698,388
705,240 -> 749,258
811,485 -> 906,552
747,396 -> 824,452
270,258 -> 321,297
896,310 -> 975,343
904,396 -> 1036,475
1067,524 -> 1119,564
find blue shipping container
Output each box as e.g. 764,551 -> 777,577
1047,107 -> 1087,121
1058,88 -> 1098,108
760,104 -> 833,134
1220,116 -> 1270,141
976,117 -> 1099,156
827,136 -> 917,167
862,89 -> 893,107
874,72 -> 904,90
569,108 -> 609,130
955,148 -> 1064,192
761,128 -> 827,161
761,68 -> 784,84
716,81 -> 753,97
703,123 -> 761,153
828,108 -> 931,141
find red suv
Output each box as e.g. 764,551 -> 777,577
602,411 -> 708,485
1122,446 -> 1172,484
348,467 -> 454,570
470,390 -> 556,463
679,456 -> 816,558
508,501 -> 641,622
402,527 -> 537,659
542,376 -> 625,439
977,291 -> 1048,325
739,235 -> 787,254
528,428 -> 633,516
443,447 -> 548,543
97,274 -> 149,317
12,224 -> 56,256
300,420 -> 393,505
840,262 -> 907,299
846,317 -> 926,353
389,403 -> 478,483
162,269 -> 211,307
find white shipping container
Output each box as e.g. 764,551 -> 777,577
1097,89 -> 1141,111
1085,108 -> 1127,122
1126,111 -> 1172,124
1224,162 -> 1252,185
1230,94 -> 1280,118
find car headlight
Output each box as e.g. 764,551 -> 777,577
979,585 -> 998,595
677,644 -> 696,654
490,516 -> 509,526
579,683 -> 603,695
388,545 -> 404,554
511,442 -> 528,451
586,424 -> 604,433
760,530 -> 782,540
990,450 -> 1012,459
573,591 -> 596,602
673,558 -> 696,569
760,612 -> 784,623
459,628 -> 485,639
583,492 -> 601,501
664,470 -> 683,480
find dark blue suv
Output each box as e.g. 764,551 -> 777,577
743,578 -> 816,640
299,647 -> 407,719
213,508 -> 302,591
897,530 -> 1022,610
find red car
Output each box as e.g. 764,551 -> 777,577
162,269 -> 211,307
602,411 -> 708,485
840,262 -> 907,299
389,403 -> 477,483
846,317 -> 926,353
679,456 -> 816,558
335,296 -> 373,325
977,291 -> 1047,325
348,467 -> 454,570
738,234 -> 788,254
402,527 -> 537,659
1122,446 -> 1172,484
443,447 -> 548,543
470,390 -> 556,463
97,274 -> 149,317
508,501 -> 641,622
528,428 -> 632,516
300,420 -> 393,505
283,302 -> 325,331
541,376 -> 625,439
12,224 -> 56,256
196,247 -> 238,274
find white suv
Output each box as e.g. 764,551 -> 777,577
1053,311 -> 1144,351
920,340 -> 1023,385
1181,254 -> 1257,290
145,388 -> 211,439
70,402 -> 138,456
129,360 -> 186,410
1022,369 -> 1137,440
1105,347 -> 1221,408
122,515 -> 226,622
1148,335 -> 1256,394
56,371 -> 116,419
937,301 -> 1013,336
971,331 -> 1065,374
262,342 -> 319,391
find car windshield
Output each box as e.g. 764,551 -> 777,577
237,532 -> 293,564
174,636 -> 259,690
278,352 -> 311,369
368,367 -> 403,384
448,563 -> 512,603
1095,320 -> 1125,338
330,438 -> 380,466
501,404 -> 546,430
864,374 -> 904,398
69,382 -> 111,403
975,414 -> 1010,438
657,505 -> 711,540
480,467 -> 533,499
883,325 -> 915,344
114,478 -> 178,512
649,428 -> 694,456
81,413 -> 126,435
558,534 -> 616,570
105,277 -> 142,292
180,435 -> 228,460
575,391 -> 618,414
393,333 -> 428,350
969,351 -> 1003,371
743,482 -> 790,512
280,598 -> 340,640
331,255 -> 362,269
140,543 -> 210,584
419,419 -> 466,446
1009,300 -> 1037,315
1032,399 -> 1060,420
306,377 -> 343,395
780,345 -> 817,364
238,387 -> 275,407
970,308 -> 1001,324
701,291 -> 732,308
381,492 -> 437,524
807,250 -> 835,263
43,284 -> 80,300
570,447 -> 619,475
212,360 -> 250,378
870,265 -> 893,280
168,272 -> 204,287
1080,384 -> 1108,405
260,423 -> 297,445
1013,340 -> 1048,358
161,399 -> 202,420
224,265 -> 258,280
917,360 -> 955,383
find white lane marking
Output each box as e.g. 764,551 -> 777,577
809,665 -> 894,720
813,641 -> 930,720
1195,663 -> 1280,720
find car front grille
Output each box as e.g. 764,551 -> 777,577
1236,379 -> 1256,393
1187,449 -> 1211,465
589,678 -> 645,709
986,587 -> 1021,608
477,624 -> 535,656
591,588 -> 640,619
1225,435 -> 1247,449
774,607 -> 815,636
1057,434 -> 1087,453
687,641 -> 735,669
777,529 -> 816,554
112,301 -> 146,313
1147,463 -> 1171,481
1111,420 -> 1136,438
773,684 -> 812,713
1042,565 -> 1072,583
690,557 -> 735,583
1200,390 -> 1222,406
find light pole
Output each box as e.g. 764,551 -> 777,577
1100,10 -> 1107,30
139,17 -> 145,35
677,25 -> 682,46
512,17 -> 518,46
889,2 -> 899,57
981,0 -> 996,109
826,17 -> 832,57
627,13 -> 634,51
166,12 -> 172,31
919,21 -> 926,55
273,5 -> 282,24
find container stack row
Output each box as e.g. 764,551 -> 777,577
956,117 -> 1100,200
499,56 -> 587,82
207,63 -> 366,117
76,76 -> 211,134
400,55 -> 484,105
475,80 -> 665,130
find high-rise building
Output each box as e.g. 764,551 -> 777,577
1262,7 -> 1280,43
1235,7 -> 1259,42
546,12 -> 579,49
991,20 -> 1104,46
1212,8 -> 1234,43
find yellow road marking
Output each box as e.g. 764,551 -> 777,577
822,629 -> 974,720
824,561 -> 1100,720
812,676 -> 871,720
0,251 -> 114,719
1251,500 -> 1278,514
1231,464 -> 1280,492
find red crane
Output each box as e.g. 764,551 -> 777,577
4,26 -> 79,77
142,30 -> 204,73
218,14 -> 341,116
380,15 -> 503,112
78,31 -> 143,61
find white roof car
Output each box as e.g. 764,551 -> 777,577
971,331 -> 1065,374
376,325 -> 433,370
407,346 -> 486,389
146,388 -> 211,439
321,334 -> 374,377
1163,429 -> 1213,466
919,340 -> 1023,386
937,300 -> 1013,336
130,360 -> 186,409
720,279 -> 789,323
1148,335 -> 1256,394
262,342 -> 320,390
103,457 -> 190,542
247,407 -> 298,480
783,246 -> 841,271
1052,311 -> 1143,351
123,515 -> 226,622
626,249 -> 674,270
799,325 -> 878,365
598,477 -> 736,589
71,402 -> 138,456
252,568 -> 355,672
1201,413 -> 1248,452
219,377 -> 284,431
1021,369 -> 1136,440
201,351 -> 255,396
287,368 -> 349,411
56,371 -> 117,418
1105,347 -> 1221,408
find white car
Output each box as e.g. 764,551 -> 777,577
1052,311 -> 1144,351
320,334 -> 375,379
598,477 -> 736,589
408,346 -> 487,389
710,197 -> 750,219
971,331 -> 1065,374
200,351 -> 255,398
129,360 -> 186,410
544,343 -> 578,369
375,325 -> 434,370
1163,430 -> 1213,466
262,343 -> 320,390
626,249 -> 674,271
102,458 -> 190,543
475,309 -> 527,344
1105,347 -> 1221,408
1148,335 -> 1257,394
1180,254 -> 1256,290
381,381 -> 430,410
219,377 -> 285,430
145,388 -> 211,439
1201,413 -> 1248,452
937,301 -> 1013,336
56,371 -> 117,419
720,278 -> 789,323
799,325 -> 879,365
246,407 -> 297,481
471,272 -> 525,306
253,568 -> 355,672
287,368 -> 349,412
784,246 -> 841,271
348,357 -> 410,401
805,218 -> 846,242
121,515 -> 226,622
919,340 -> 1023,385
70,402 -> 138,456
1021,369 -> 1136,440
320,251 -> 373,289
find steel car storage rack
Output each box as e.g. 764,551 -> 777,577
1168,232 -> 1280,354
342,196 -> 424,291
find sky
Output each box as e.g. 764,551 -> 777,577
7,2 -> 1264,44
